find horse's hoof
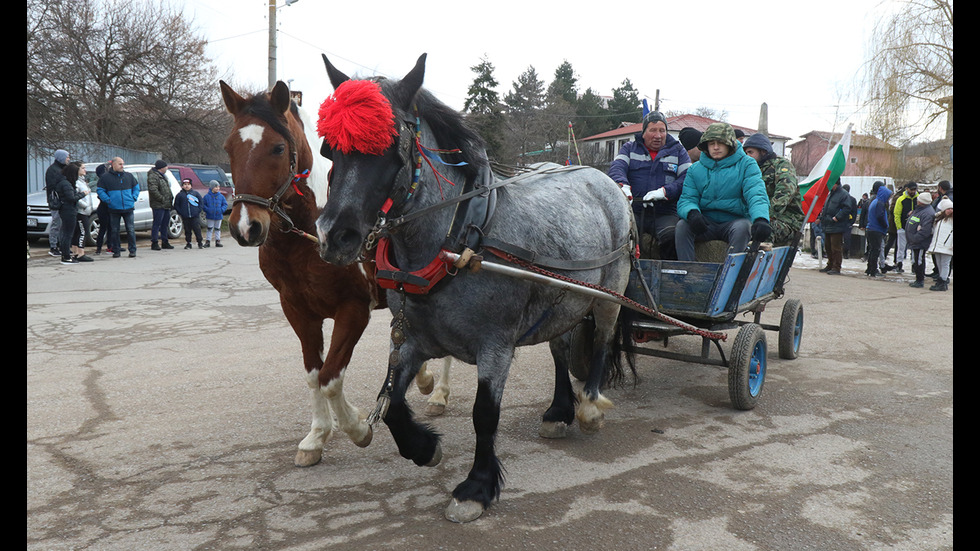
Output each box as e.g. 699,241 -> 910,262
539,421 -> 568,439
577,414 -> 605,434
424,402 -> 446,417
294,448 -> 322,467
417,376 -> 435,396
352,425 -> 373,448
445,498 -> 485,523
425,442 -> 443,467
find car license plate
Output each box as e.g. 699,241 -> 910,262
27,218 -> 38,228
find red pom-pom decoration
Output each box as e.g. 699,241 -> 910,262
317,80 -> 398,156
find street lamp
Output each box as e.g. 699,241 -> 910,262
268,0 -> 300,91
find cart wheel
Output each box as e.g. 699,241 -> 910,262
729,323 -> 767,410
778,298 -> 804,360
567,317 -> 595,382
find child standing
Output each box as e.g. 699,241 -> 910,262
172,178 -> 204,249
928,197 -> 953,291
904,193 -> 935,288
201,181 -> 228,248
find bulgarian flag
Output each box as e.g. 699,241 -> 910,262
799,123 -> 852,224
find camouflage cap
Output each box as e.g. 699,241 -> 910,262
698,122 -> 737,151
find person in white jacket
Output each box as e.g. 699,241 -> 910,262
927,197 -> 953,291
70,164 -> 97,262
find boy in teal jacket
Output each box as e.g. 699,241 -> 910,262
675,123 -> 771,261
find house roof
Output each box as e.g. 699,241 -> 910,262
788,130 -> 899,151
580,113 -> 789,142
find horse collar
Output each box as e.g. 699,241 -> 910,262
374,236 -> 453,295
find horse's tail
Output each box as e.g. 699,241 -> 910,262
606,305 -> 639,388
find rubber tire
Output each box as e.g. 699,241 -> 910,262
728,323 -> 767,410
778,298 -> 803,360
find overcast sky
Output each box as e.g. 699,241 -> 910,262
187,0 -> 901,142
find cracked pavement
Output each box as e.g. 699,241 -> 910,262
27,237 -> 952,550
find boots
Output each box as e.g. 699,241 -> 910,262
151,241 -> 161,250
204,240 -> 210,248
929,278 -> 948,292
215,240 -> 222,247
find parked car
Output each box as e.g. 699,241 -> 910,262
167,164 -> 234,208
27,163 -> 183,246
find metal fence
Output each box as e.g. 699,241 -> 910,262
26,140 -> 161,195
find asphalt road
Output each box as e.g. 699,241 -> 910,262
27,235 -> 953,550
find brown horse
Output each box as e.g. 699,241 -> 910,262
219,80 -> 395,466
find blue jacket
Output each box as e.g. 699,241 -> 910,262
866,186 -> 892,234
172,189 -> 203,219
201,190 -> 228,220
677,141 -> 769,224
96,169 -> 141,212
608,132 -> 690,217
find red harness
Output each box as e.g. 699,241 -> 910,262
374,237 -> 453,294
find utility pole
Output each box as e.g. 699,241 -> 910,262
268,0 -> 299,91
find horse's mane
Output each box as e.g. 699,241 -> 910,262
237,91 -> 298,150
375,78 -> 487,184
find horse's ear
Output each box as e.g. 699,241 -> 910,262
393,53 -> 427,110
322,54 -> 350,89
270,80 -> 291,115
220,80 -> 246,115
319,140 -> 334,160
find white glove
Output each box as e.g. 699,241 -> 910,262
642,188 -> 667,203
619,184 -> 633,201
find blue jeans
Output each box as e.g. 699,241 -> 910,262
152,208 -> 171,243
109,210 -> 136,254
675,217 -> 751,261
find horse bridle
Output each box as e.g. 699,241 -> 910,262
231,126 -> 313,240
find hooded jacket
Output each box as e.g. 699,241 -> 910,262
676,124 -> 769,224
96,168 -> 141,212
608,131 -> 690,217
866,186 -> 892,234
201,188 -> 229,220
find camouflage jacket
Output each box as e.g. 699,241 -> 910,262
759,155 -> 804,227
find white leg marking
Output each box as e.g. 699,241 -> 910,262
298,368 -> 336,453
323,368 -> 372,447
425,357 -> 453,416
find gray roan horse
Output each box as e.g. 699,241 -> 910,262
314,53 -> 636,522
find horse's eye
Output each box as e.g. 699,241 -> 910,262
272,144 -> 286,155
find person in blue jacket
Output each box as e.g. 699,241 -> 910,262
172,178 -> 204,249
864,181 -> 892,277
674,122 -> 770,261
608,111 -> 691,259
96,157 -> 141,258
201,181 -> 228,248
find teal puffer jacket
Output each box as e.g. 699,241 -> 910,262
677,141 -> 770,224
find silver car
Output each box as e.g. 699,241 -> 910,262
27,163 -> 184,246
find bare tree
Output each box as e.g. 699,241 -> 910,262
861,0 -> 953,144
27,0 -> 230,163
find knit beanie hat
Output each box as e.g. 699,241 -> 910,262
936,197 -> 953,211
917,193 -> 932,205
678,127 -> 702,150
155,160 -> 168,170
208,180 -> 220,189
743,133 -> 774,156
54,149 -> 69,164
642,111 -> 668,132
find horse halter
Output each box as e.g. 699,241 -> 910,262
231,127 -> 314,240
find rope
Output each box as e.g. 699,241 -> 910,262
485,248 -> 728,342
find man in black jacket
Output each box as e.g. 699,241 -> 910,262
44,149 -> 70,257
818,180 -> 853,275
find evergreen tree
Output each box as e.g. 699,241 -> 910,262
546,60 -> 578,105
504,66 -> 546,162
463,55 -> 506,160
607,78 -> 642,127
